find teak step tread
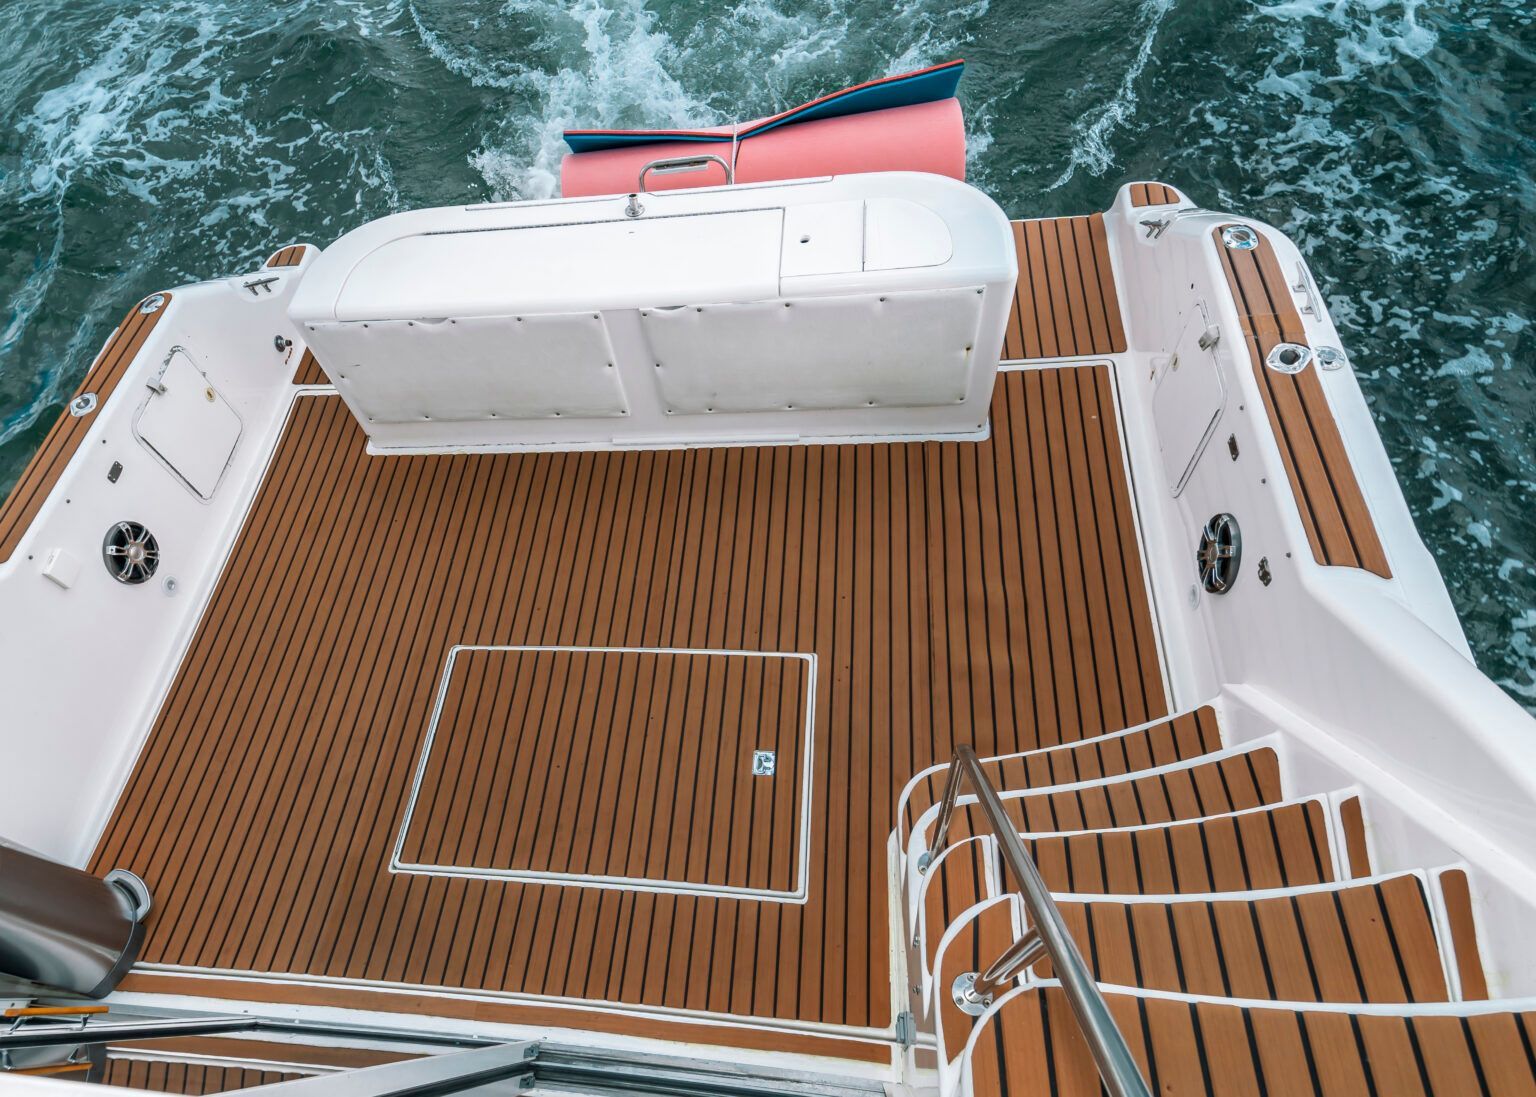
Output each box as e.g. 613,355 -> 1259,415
1021,801 -> 1336,896
940,747 -> 1283,840
1339,795 -> 1371,877
901,708 -> 1222,834
1214,224 -> 1391,577
922,839 -> 996,969
972,986 -> 1536,1096
1440,869 -> 1490,1001
1003,215 -> 1127,360
938,900 -> 1017,1060
1049,875 -> 1450,1003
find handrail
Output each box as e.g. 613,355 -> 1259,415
637,154 -> 734,192
921,745 -> 1152,1097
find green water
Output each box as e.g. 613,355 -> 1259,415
0,0 -> 1532,702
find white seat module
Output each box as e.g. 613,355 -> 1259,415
289,172 -> 1018,453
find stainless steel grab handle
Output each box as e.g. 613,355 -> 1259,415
637,154 -> 734,193
922,745 -> 1152,1097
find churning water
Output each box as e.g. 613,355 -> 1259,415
0,1 -> 1532,702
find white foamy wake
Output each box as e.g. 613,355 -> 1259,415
0,7 -> 218,441
433,0 -> 725,201
0,0 -> 408,447
430,0 -> 991,201
1049,0 -> 1174,190
1256,0 -> 1438,80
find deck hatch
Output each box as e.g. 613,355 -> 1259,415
392,645 -> 817,901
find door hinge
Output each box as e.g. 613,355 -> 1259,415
895,1010 -> 918,1048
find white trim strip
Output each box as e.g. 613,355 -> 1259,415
105,1050 -> 330,1077
1047,867 -> 1440,904
129,964 -> 897,1046
1022,977 -> 1536,1017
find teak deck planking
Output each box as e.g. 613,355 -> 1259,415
1002,215 -> 1127,361
1215,225 -> 1392,577
93,363 -> 1167,1038
293,348 -> 329,385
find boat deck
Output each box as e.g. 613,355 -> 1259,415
91,222 -> 1168,1058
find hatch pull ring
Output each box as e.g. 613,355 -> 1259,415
1197,513 -> 1242,595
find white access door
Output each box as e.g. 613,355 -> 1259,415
1151,300 -> 1226,496
134,347 -> 242,500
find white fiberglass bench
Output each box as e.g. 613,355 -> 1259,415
288,172 -> 1017,452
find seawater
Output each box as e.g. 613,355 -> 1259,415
0,0 -> 1531,703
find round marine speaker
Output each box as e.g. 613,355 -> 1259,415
1197,513 -> 1242,595
102,521 -> 160,585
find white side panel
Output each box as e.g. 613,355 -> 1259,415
308,313 -> 626,424
133,348 -> 242,500
1150,300 -> 1224,496
333,210 -> 784,320
642,288 -> 982,415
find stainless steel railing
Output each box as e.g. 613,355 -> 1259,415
918,745 -> 1152,1097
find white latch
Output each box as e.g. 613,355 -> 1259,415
40,547 -> 81,590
